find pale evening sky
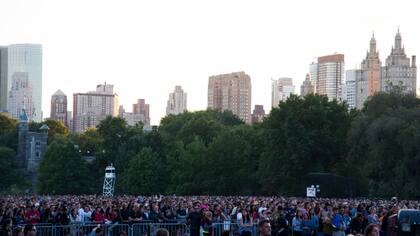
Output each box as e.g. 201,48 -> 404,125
1,0 -> 419,125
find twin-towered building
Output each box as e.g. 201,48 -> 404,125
344,30 -> 416,109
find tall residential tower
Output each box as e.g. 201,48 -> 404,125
50,90 -> 68,125
166,86 -> 187,115
208,71 -> 252,123
271,77 -> 295,107
315,54 -> 345,101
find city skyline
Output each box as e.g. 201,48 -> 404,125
1,0 -> 419,125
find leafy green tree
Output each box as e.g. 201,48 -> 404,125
166,138 -> 208,194
0,113 -> 18,150
202,126 -> 256,195
0,146 -> 26,192
121,147 -> 165,195
29,119 -> 69,143
37,137 -> 90,194
346,92 -> 420,198
258,94 -> 352,195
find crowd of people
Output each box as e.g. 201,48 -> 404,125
0,195 -> 419,236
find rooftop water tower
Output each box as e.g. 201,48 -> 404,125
103,164 -> 116,197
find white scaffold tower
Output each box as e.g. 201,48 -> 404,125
103,164 -> 116,197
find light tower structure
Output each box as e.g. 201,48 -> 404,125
103,164 -> 116,197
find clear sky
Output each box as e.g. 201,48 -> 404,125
1,0 -> 419,125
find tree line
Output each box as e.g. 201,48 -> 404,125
0,91 -> 419,198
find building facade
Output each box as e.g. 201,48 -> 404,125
300,73 -> 314,96
119,99 -> 151,128
251,105 -> 265,124
344,69 -> 369,109
0,44 -> 43,122
272,77 -> 295,107
6,72 -> 35,120
166,85 -> 187,115
132,99 -> 150,126
310,62 -> 318,94
208,71 -> 252,123
73,84 -> 119,132
50,90 -> 67,125
0,47 -> 8,112
381,30 -> 417,94
16,109 -> 48,193
361,34 -> 382,96
315,54 -> 345,101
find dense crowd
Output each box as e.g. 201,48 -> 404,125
0,195 -> 419,236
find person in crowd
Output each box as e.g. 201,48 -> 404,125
156,228 -> 169,236
12,226 -> 24,236
239,209 -> 253,236
259,219 -> 272,236
187,203 -> 201,236
0,218 -> 13,236
350,213 -> 366,235
201,210 -> 213,236
22,225 -> 36,236
367,208 -> 380,225
293,209 -> 305,236
24,206 -> 40,225
364,224 -> 380,236
331,207 -> 346,236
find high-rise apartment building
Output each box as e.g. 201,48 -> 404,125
208,71 -> 252,123
0,44 -> 43,121
50,90 -> 67,125
381,29 -> 417,94
251,105 -> 265,124
166,86 -> 187,115
300,74 -> 314,96
132,99 -> 150,126
73,83 -> 119,132
271,77 -> 295,108
119,99 -> 151,127
314,54 -> 345,101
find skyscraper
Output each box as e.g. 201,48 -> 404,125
381,29 -> 417,94
166,85 -> 187,115
361,34 -> 382,96
310,62 -> 318,94
251,105 -> 265,123
50,90 -> 67,125
272,77 -> 295,107
0,47 -> 8,112
315,54 -> 345,101
73,83 -> 119,132
208,71 -> 252,123
0,44 -> 43,122
300,74 -> 314,96
132,99 -> 150,126
7,72 -> 35,120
